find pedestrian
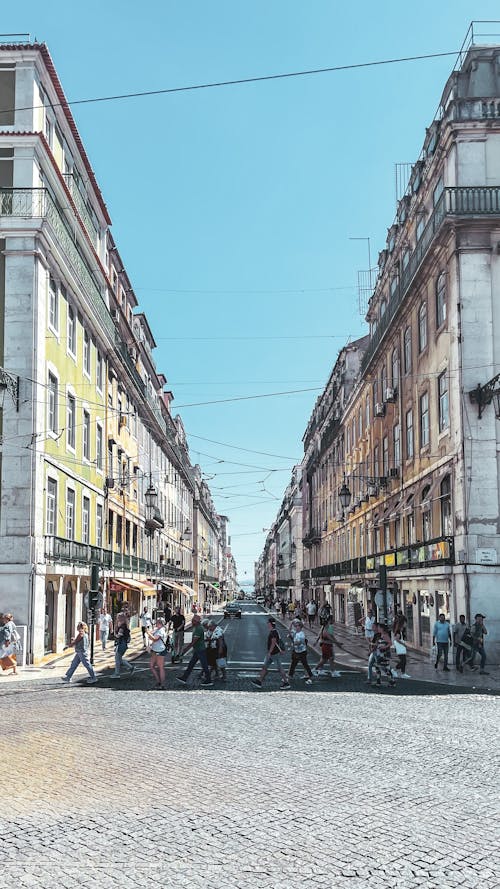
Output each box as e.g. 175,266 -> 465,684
251,617 -> 290,689
61,622 -> 97,684
453,614 -> 469,673
176,614 -> 213,687
147,617 -> 168,689
306,599 -> 317,628
432,613 -> 452,672
366,623 -> 394,686
206,618 -> 227,681
393,627 -> 410,678
468,614 -> 489,675
288,618 -> 314,685
170,606 -> 185,663
287,600 -> 296,623
0,613 -> 18,676
392,609 -> 407,640
111,619 -> 134,678
98,607 -> 113,651
313,619 -> 343,677
164,603 -> 172,626
280,600 -> 287,619
359,607 -> 376,644
319,602 -> 331,627
139,606 -> 152,649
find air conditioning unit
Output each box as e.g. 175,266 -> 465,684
385,387 -> 396,403
105,477 -> 115,489
389,467 -> 400,478
375,402 -> 385,417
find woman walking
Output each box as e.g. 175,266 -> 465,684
288,618 -> 314,685
112,619 -> 134,678
61,622 -> 97,684
0,613 -> 18,676
147,617 -> 168,688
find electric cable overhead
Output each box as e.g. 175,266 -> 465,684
7,50 -> 459,115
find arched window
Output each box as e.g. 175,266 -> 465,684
440,475 -> 452,535
418,302 -> 428,352
436,272 -> 446,328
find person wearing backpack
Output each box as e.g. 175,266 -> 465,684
251,617 -> 290,690
111,619 -> 135,678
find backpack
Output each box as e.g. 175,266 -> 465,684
274,632 -> 287,653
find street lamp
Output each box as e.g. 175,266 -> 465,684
145,483 -> 158,510
338,482 -> 352,510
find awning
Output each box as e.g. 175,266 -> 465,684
160,578 -> 194,598
204,581 -> 221,594
112,578 -> 156,594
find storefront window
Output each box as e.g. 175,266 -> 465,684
405,590 -> 414,643
419,589 -> 432,649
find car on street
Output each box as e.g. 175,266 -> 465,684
256,596 -> 265,605
224,601 -> 242,619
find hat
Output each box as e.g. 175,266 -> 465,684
474,613 -> 486,619
268,617 -> 276,626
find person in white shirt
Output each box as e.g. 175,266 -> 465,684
147,617 -> 168,689
306,600 -> 317,628
288,618 -> 314,685
139,608 -> 152,648
359,608 -> 376,644
98,607 -> 113,651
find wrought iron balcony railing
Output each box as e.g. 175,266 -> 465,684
0,187 -> 115,340
361,186 -> 500,373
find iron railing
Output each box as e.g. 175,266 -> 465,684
361,186 -> 500,373
63,173 -> 99,246
300,535 -> 454,581
0,187 -> 115,340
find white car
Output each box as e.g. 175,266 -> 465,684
256,596 -> 265,605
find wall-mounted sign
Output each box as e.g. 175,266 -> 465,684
476,548 -> 497,564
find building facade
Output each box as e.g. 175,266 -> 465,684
0,42 -> 234,661
257,38 -> 500,661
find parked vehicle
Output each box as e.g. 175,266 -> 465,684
224,602 -> 242,619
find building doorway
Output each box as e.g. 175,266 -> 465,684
44,581 -> 56,654
64,580 -> 75,647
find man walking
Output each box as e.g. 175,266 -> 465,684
170,606 -> 185,663
176,614 -> 213,687
359,607 -> 376,645
251,617 -> 290,690
288,618 -> 314,685
139,607 -> 152,649
306,600 -> 317,628
98,607 -> 113,651
453,614 -> 469,673
469,613 -> 489,675
432,613 -> 452,671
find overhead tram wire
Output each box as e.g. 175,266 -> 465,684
6,50 -> 459,116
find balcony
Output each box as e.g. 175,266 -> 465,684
361,186 -> 500,373
0,187 -> 115,341
307,535 -> 454,581
63,173 -> 99,247
44,535 -> 156,574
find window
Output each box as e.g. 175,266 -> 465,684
404,326 -> 412,374
83,329 -> 90,377
391,348 -> 400,390
365,394 -> 370,428
383,436 -> 389,477
436,272 -> 446,328
438,372 -> 449,432
420,392 -> 430,448
381,364 -> 387,399
421,486 -> 431,542
380,298 -> 387,318
372,380 -> 378,414
96,503 -> 103,547
390,276 -> 398,298
402,247 -> 410,270
416,213 -> 426,240
45,115 -> 53,147
440,476 -> 452,535
108,509 -> 114,546
433,177 -> 444,206
67,394 -> 76,450
67,304 -> 76,356
83,410 -> 90,460
406,409 -> 414,459
393,423 -> 401,466
66,488 -> 75,540
48,372 -> 58,434
418,302 -> 427,352
82,496 -> 90,544
373,444 -> 380,478
96,424 -> 103,471
96,351 -> 103,392
116,514 -> 122,548
46,478 -> 57,535
384,523 -> 390,549
49,277 -> 59,331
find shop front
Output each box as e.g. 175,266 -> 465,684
109,578 -> 157,628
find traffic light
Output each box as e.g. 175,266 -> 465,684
89,563 -> 100,609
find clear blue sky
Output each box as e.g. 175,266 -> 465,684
4,2 -> 500,581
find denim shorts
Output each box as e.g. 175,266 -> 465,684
264,652 -> 283,670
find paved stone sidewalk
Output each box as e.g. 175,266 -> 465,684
4,682 -> 500,888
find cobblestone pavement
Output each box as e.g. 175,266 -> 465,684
4,676 -> 500,888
